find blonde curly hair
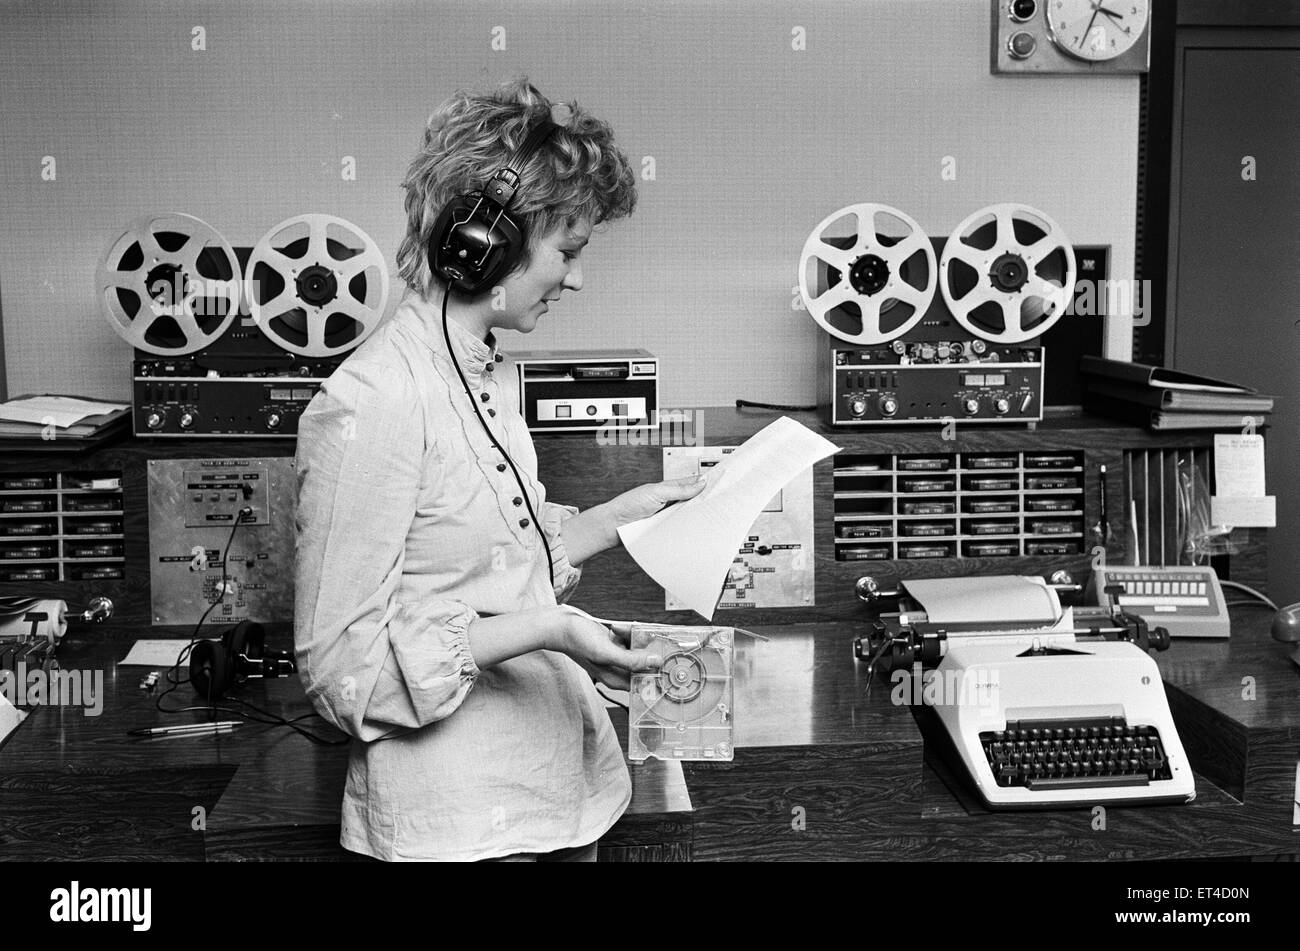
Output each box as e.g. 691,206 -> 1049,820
396,78 -> 637,296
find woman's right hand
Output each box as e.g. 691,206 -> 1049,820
547,608 -> 661,690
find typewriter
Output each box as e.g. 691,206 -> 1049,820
853,575 -> 1196,810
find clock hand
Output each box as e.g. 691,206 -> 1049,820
1096,4 -> 1124,21
1079,5 -> 1103,48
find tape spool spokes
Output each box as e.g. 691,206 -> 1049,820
246,214 -> 389,357
939,203 -> 1076,344
799,203 -> 937,345
96,213 -> 242,355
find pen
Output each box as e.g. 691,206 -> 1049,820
128,720 -> 242,737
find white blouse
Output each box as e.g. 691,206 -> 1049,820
293,290 -> 630,861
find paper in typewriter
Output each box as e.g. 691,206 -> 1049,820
903,575 -> 1064,626
617,416 -> 839,619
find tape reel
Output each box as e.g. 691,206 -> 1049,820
98,212 -> 389,359
939,203 -> 1076,344
96,213 -> 242,355
629,625 -> 734,762
799,203 -> 937,345
246,213 -> 389,358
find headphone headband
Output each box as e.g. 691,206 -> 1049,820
482,116 -> 559,211
429,110 -> 562,295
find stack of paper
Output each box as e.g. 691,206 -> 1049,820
0,395 -> 130,440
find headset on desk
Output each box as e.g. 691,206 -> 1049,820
142,510 -> 345,745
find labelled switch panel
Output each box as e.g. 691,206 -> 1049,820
661,446 -> 814,610
148,458 -> 296,626
181,464 -> 272,528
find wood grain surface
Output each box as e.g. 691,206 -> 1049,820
1,611 -> 1295,862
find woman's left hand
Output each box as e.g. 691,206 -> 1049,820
606,474 -> 707,528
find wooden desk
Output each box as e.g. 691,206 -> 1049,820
1,609 -> 1296,861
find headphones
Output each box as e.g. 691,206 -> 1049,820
428,113 -> 560,296
189,620 -> 296,700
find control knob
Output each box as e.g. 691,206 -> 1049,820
145,411 -> 165,431
179,411 -> 195,430
849,398 -> 868,418
879,397 -> 899,417
994,398 -> 1011,415
266,413 -> 282,430
963,398 -> 980,416
1008,31 -> 1037,59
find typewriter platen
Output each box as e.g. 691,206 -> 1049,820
853,574 -> 1196,810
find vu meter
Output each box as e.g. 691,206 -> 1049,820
1045,0 -> 1150,62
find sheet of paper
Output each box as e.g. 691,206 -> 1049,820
1211,495 -> 1276,528
0,689 -> 28,743
1213,434 -> 1267,498
903,575 -> 1063,626
0,396 -> 128,428
617,416 -> 838,619
119,639 -> 194,667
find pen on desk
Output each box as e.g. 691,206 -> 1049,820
128,720 -> 242,737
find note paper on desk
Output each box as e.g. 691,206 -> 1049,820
617,416 -> 839,619
119,639 -> 195,667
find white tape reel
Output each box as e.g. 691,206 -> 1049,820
246,214 -> 389,358
96,213 -> 242,355
939,203 -> 1076,344
798,203 -> 937,345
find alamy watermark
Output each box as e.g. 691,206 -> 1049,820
1066,277 -> 1152,326
890,666 -> 1001,710
596,409 -> 704,447
1,663 -> 104,716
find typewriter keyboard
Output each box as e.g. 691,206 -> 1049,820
980,717 -> 1174,790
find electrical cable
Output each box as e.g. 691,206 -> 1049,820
154,511 -> 248,713
735,399 -> 817,412
1219,579 -> 1278,611
440,283 -> 555,583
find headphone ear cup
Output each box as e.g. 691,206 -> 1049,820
189,639 -> 230,700
241,622 -> 266,660
428,196 -> 525,296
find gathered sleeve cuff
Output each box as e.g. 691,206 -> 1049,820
539,501 -> 583,605
360,600 -> 481,733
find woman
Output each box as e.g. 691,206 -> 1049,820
293,79 -> 702,862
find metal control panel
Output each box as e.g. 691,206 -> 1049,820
147,457 -> 296,625
662,446 -> 815,610
829,346 -> 1044,424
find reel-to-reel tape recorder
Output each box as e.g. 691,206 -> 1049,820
96,212 -> 389,437
800,202 -> 1091,425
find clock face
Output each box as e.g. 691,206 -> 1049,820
1045,0 -> 1150,62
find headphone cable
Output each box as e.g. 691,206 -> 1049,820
440,284 -> 556,583
154,513 -> 247,714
